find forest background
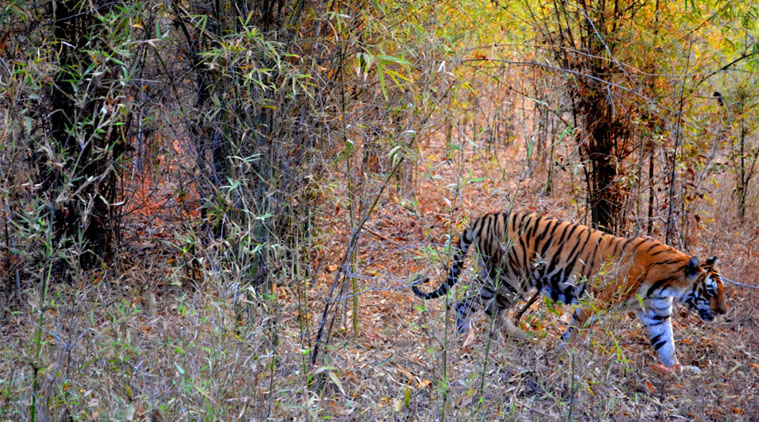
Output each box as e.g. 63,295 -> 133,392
2,0 -> 759,420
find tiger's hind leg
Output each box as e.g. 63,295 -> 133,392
484,290 -> 532,341
452,283 -> 501,333
454,290 -> 490,350
496,314 -> 533,341
455,282 -> 531,341
453,296 -> 481,334
450,271 -> 502,334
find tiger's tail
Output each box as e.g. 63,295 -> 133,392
412,226 -> 476,300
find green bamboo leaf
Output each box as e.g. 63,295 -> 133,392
384,69 -> 411,86
377,54 -> 410,66
377,60 -> 387,100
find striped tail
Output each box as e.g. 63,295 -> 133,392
412,227 -> 475,299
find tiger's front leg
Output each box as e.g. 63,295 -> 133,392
639,297 -> 701,374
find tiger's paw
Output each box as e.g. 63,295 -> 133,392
499,318 -> 534,342
650,363 -> 701,375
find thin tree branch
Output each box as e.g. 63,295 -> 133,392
723,277 -> 759,290
694,48 -> 759,88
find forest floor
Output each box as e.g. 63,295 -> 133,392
3,130 -> 759,422
303,134 -> 759,421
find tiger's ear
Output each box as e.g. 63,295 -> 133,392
685,257 -> 700,278
706,256 -> 718,266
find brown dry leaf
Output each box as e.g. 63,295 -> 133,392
396,365 -> 415,383
0,32 -> 9,53
328,371 -> 346,396
326,264 -> 339,273
418,379 -> 432,389
327,400 -> 345,414
454,392 -> 474,408
461,326 -> 477,352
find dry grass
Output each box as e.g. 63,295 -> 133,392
3,124 -> 759,422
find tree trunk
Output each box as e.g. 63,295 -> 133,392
42,0 -> 125,268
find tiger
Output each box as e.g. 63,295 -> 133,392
412,211 -> 728,373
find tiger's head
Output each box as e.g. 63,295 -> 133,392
680,256 -> 728,321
